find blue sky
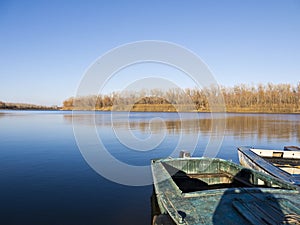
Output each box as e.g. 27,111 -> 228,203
0,0 -> 299,106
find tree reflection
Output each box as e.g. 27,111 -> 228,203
65,113 -> 300,142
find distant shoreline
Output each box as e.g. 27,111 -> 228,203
0,101 -> 60,111
61,103 -> 300,114
2,108 -> 299,115
1,103 -> 299,114
64,109 -> 300,114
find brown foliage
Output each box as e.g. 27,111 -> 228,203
62,82 -> 300,113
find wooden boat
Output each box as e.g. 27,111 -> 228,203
151,156 -> 300,225
238,146 -> 300,186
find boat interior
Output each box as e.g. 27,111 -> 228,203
160,158 -> 294,193
250,149 -> 300,175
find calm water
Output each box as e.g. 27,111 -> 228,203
0,111 -> 299,225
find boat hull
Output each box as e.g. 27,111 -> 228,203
238,146 -> 300,186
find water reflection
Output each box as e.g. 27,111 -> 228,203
64,113 -> 300,142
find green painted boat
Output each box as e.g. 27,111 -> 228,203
151,156 -> 300,225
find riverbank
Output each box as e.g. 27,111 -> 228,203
2,101 -> 300,114
62,104 -> 300,114
0,101 -> 60,111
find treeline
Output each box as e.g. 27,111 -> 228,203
222,83 -> 300,113
0,101 -> 59,110
62,83 -> 300,113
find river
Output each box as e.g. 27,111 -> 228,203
0,111 -> 299,225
